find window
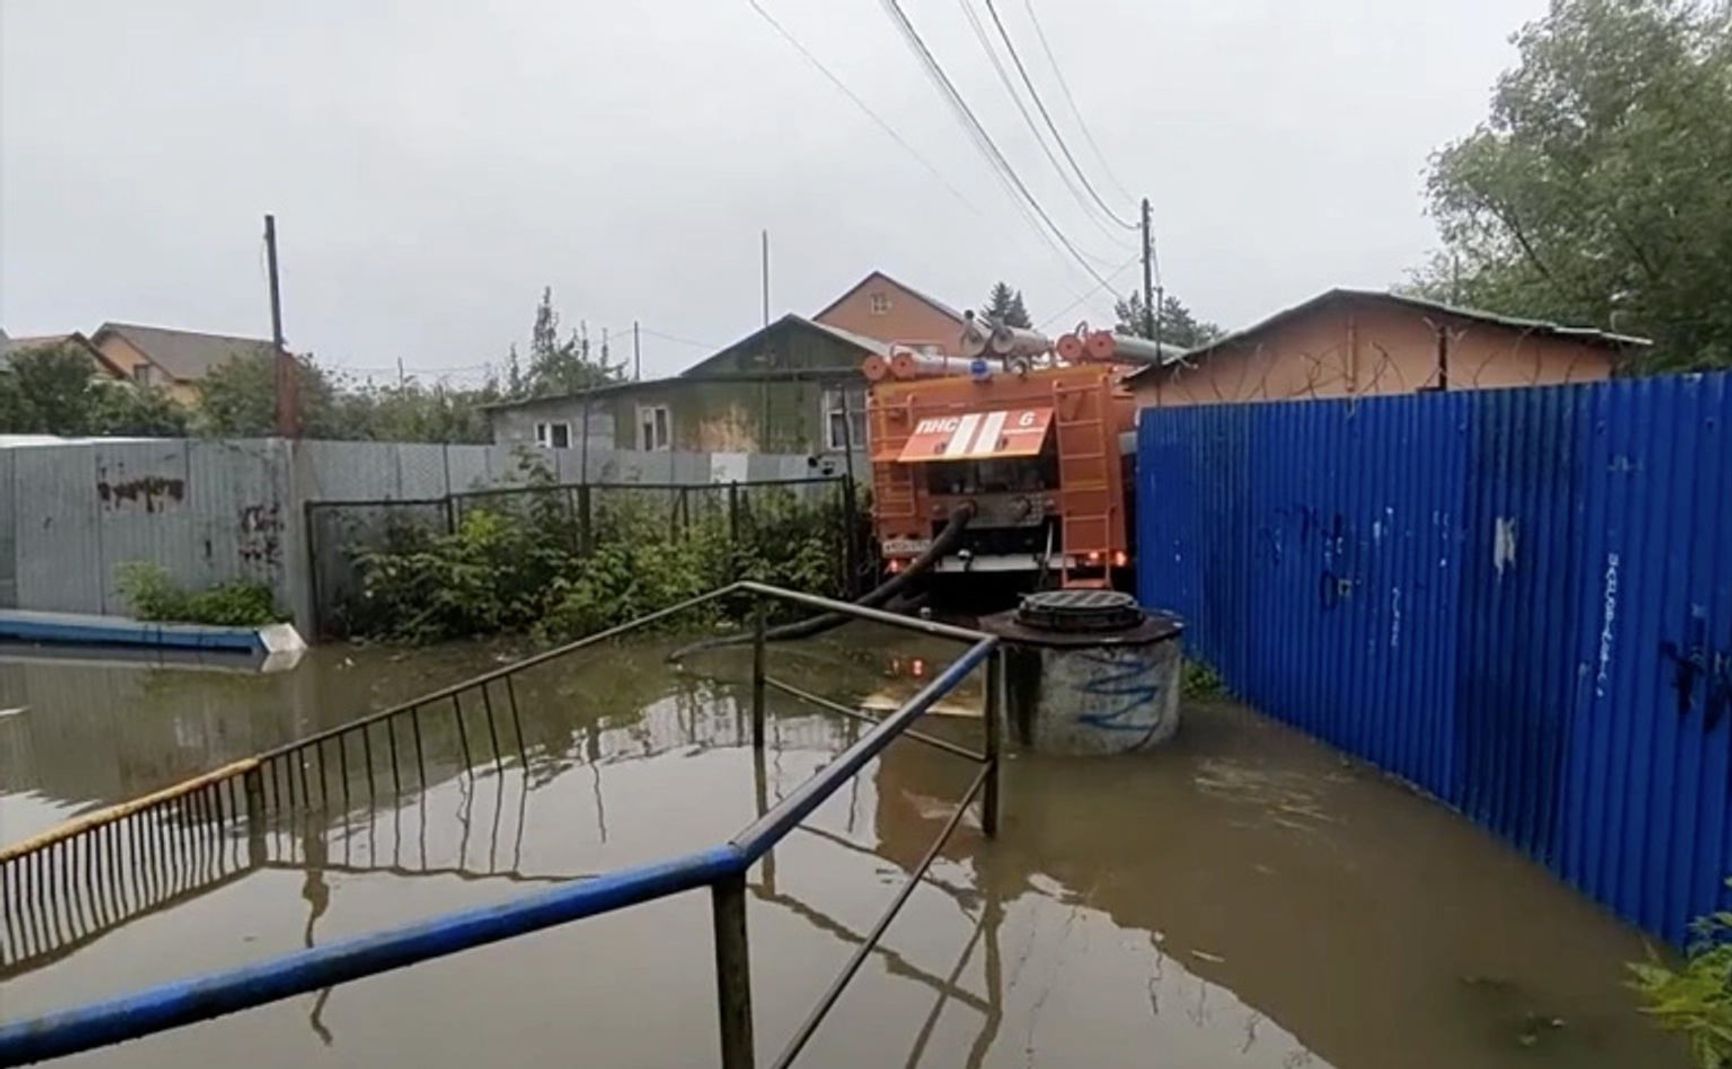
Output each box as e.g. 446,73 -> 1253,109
132,364 -> 154,387
822,387 -> 867,451
638,404 -> 670,451
868,292 -> 890,316
534,421 -> 571,449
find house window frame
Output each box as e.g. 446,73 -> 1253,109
637,404 -> 671,452
868,292 -> 891,316
534,420 -> 572,450
821,386 -> 867,451
132,364 -> 155,388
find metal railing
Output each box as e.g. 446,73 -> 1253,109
0,581 -> 1000,1068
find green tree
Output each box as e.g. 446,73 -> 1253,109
1112,293 -> 1224,350
983,281 -> 1033,329
1413,0 -> 1732,370
196,352 -> 339,437
0,344 -> 189,436
198,352 -> 498,443
521,287 -> 622,396
89,379 -> 192,436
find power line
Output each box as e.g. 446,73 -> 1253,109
739,0 -> 982,216
636,326 -> 720,350
983,0 -> 1136,230
952,0 -> 1135,252
876,0 -> 1124,295
876,0 -> 1083,284
1019,0 -> 1137,204
1038,255 -> 1140,330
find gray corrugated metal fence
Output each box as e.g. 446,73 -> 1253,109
1137,374 -> 1732,944
0,439 -> 844,636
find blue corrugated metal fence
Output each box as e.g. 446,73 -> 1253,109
1137,374 -> 1732,943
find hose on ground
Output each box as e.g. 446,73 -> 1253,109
666,503 -> 976,663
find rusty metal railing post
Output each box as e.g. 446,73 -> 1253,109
242,767 -> 267,864
751,597 -> 767,751
711,872 -> 756,1069
983,651 -> 1002,839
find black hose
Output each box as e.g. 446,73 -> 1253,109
666,503 -> 975,662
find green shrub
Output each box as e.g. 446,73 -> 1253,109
1630,884 -> 1732,1068
1182,658 -> 1225,700
115,562 -> 282,627
349,480 -> 848,645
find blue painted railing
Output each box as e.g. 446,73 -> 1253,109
0,582 -> 1002,1068
1137,374 -> 1732,944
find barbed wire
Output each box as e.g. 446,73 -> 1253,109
1152,323 -> 1607,406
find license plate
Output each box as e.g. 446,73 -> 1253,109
881,538 -> 933,557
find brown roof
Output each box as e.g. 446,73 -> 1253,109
812,270 -> 966,325
94,322 -> 276,382
0,331 -> 126,376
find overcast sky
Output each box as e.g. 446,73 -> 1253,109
1,0 -> 1544,383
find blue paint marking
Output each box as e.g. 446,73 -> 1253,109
1075,649 -> 1165,744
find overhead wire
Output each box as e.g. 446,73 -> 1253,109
876,0 -> 1125,296
1037,255 -> 1140,330
952,0 -> 1134,252
739,0 -> 983,216
1016,0 -> 1139,206
956,0 -> 1129,254
981,0 -> 1136,231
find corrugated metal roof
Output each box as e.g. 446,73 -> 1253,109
482,312 -> 881,412
94,322 -> 276,382
1124,288 -> 1651,383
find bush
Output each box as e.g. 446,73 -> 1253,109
350,480 -> 849,645
1629,884 -> 1732,1068
115,562 -> 282,627
1182,658 -> 1225,700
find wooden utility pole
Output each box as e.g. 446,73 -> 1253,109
264,214 -> 297,438
759,230 -> 771,449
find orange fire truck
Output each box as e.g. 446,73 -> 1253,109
864,320 -> 1148,590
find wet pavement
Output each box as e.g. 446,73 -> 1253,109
0,626 -> 1688,1067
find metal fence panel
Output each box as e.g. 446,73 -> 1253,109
1137,374 -> 1732,943
445,444 -> 491,493
184,439 -> 290,597
0,448 -> 15,608
14,444 -> 102,613
297,439 -> 402,501
395,444 -> 451,499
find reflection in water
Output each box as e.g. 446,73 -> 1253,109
0,628 -> 1692,1068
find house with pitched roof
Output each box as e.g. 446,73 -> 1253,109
812,271 -> 969,355
90,322 -> 276,404
1127,288 -> 1649,408
486,272 -> 973,460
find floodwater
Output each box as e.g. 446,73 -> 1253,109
0,627 -> 1688,1068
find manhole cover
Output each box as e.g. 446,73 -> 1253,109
1016,589 -> 1144,633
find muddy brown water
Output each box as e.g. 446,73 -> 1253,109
0,627 -> 1688,1068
